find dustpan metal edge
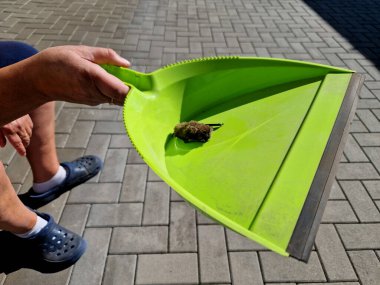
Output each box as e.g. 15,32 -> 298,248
286,73 -> 364,261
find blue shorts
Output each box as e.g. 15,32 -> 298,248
0,41 -> 38,68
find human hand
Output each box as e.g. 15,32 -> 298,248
0,115 -> 33,156
26,45 -> 131,106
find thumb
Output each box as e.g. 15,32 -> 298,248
84,47 -> 131,67
91,64 -> 130,106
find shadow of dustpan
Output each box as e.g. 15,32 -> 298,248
103,57 -> 363,262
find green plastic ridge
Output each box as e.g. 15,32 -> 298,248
162,56 -> 240,69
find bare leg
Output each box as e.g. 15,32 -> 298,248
26,102 -> 60,183
0,162 -> 36,233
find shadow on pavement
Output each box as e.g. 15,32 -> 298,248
0,231 -> 32,274
304,0 -> 380,69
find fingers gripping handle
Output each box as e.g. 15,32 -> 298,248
101,64 -> 152,91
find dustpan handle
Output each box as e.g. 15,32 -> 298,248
101,64 -> 152,91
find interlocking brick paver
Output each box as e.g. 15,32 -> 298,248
55,134 -> 69,148
374,91 -> 380,101
356,110 -> 380,132
364,147 -> 380,173
229,252 -> 263,285
84,134 -> 111,169
57,148 -> 85,163
260,252 -> 326,282
348,251 -> 380,285
55,108 -> 80,133
329,180 -> 346,200
337,224 -> 380,249
170,188 -> 184,201
340,181 -> 380,222
126,148 -> 145,164
349,120 -> 369,132
109,226 -> 168,254
78,109 -> 119,121
87,203 -> 143,227
142,182 -> 170,225
4,154 -> 30,183
70,228 -> 112,285
321,200 -> 358,223
59,204 -> 90,234
4,268 -> 71,285
197,211 -> 218,225
39,192 -> 69,222
120,164 -> 148,202
68,182 -> 121,203
315,224 -> 357,281
93,121 -> 126,134
110,134 -> 133,148
358,86 -> 376,99
354,133 -> 380,146
336,163 -> 380,180
102,255 -> 137,285
64,121 -> 95,148
298,283 -> 359,285
169,202 -> 197,252
366,82 -> 380,90
373,109 -> 380,121
0,143 -> 15,166
198,225 -> 231,284
135,253 -> 198,285
341,154 -> 348,163
99,149 -> 129,182
148,167 -> 163,181
363,180 -> 380,199
226,229 -> 265,250
364,66 -> 380,81
344,135 -> 369,162
358,99 -> 380,109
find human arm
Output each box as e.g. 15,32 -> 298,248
0,45 -> 130,126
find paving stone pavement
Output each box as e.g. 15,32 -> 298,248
1,0 -> 380,284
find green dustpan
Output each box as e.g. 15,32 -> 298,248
103,57 -> 363,261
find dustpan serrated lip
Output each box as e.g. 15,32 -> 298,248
160,55 -> 354,73
162,55 -> 240,69
122,89 -> 144,160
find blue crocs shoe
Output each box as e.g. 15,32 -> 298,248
0,212 -> 87,273
19,155 -> 103,209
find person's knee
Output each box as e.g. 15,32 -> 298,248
0,41 -> 39,68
